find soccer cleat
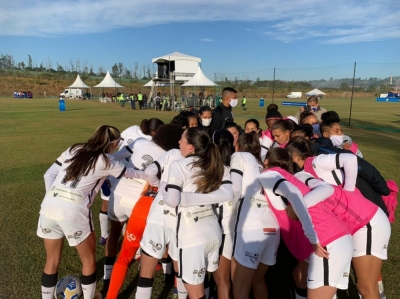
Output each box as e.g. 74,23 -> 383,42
98,237 -> 107,245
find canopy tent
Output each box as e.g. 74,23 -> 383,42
152,52 -> 201,63
306,89 -> 326,96
94,71 -> 124,88
69,74 -> 90,88
144,79 -> 170,87
181,66 -> 217,87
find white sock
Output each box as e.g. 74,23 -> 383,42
135,286 -> 152,299
161,258 -> 172,275
332,294 -> 337,299
82,281 -> 96,299
99,211 -> 109,239
103,264 -> 113,280
41,286 -> 55,299
176,277 -> 188,299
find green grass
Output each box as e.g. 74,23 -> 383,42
0,97 -> 399,298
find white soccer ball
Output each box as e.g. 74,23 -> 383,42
54,275 -> 82,299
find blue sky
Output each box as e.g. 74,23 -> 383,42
1,0 -> 399,80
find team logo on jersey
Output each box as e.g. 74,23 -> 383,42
193,268 -> 206,277
127,139 -> 134,144
159,200 -> 164,205
67,231 -> 82,239
250,197 -> 256,203
186,212 -> 192,218
53,192 -> 59,197
51,186 -> 56,191
245,251 -> 259,264
343,272 -> 349,278
149,240 -> 162,252
263,228 -> 277,235
383,244 -> 388,249
163,210 -> 170,215
126,232 -> 136,242
228,201 -> 232,206
193,217 -> 199,222
41,227 -> 51,234
257,203 -> 261,208
258,167 -> 263,174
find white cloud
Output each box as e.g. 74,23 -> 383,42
0,0 -> 399,44
200,38 -> 214,42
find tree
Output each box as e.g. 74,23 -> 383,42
340,83 -> 349,90
111,63 -> 119,77
27,55 -> 33,69
142,65 -> 146,80
118,62 -> 124,77
98,66 -> 105,76
146,64 -> 151,79
133,62 -> 139,80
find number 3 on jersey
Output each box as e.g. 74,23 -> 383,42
141,155 -> 154,170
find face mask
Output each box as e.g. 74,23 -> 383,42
229,98 -> 238,108
311,107 -> 317,112
311,123 -> 321,136
330,135 -> 344,146
201,118 -> 212,126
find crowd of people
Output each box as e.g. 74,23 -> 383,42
37,87 -> 397,299
13,90 -> 33,98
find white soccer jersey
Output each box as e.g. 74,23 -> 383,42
165,156 -> 231,248
145,149 -> 184,229
119,125 -> 152,149
215,166 -> 237,234
230,152 -> 279,232
111,139 -> 165,210
310,153 -> 357,191
40,148 -> 128,223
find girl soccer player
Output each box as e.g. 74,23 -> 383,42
98,118 -> 163,245
105,125 -> 183,299
163,127 -> 233,299
286,138 -> 391,299
230,132 -> 281,299
261,148 -> 353,299
38,125 -> 147,299
271,119 -> 294,148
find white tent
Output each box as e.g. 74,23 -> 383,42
144,79 -> 170,87
181,66 -> 217,86
94,71 -> 124,88
152,52 -> 201,63
306,89 -> 326,96
69,74 -> 90,88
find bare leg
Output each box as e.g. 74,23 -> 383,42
352,256 -> 382,299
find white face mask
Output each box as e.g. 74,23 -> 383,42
229,98 -> 238,108
330,135 -> 344,146
201,118 -> 212,126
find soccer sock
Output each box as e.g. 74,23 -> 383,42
176,275 -> 188,299
378,273 -> 386,298
103,256 -> 116,292
41,272 -> 58,299
135,276 -> 154,299
204,274 -> 209,299
81,270 -> 97,299
107,245 -> 138,299
295,287 -> 307,299
99,210 -> 109,239
332,294 -> 337,299
161,256 -> 172,275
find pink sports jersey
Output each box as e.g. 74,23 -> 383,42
268,167 -> 350,247
304,158 -> 379,234
262,129 -> 273,140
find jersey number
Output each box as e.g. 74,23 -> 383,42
61,174 -> 82,189
141,155 -> 154,171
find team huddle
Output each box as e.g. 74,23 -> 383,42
38,87 -> 396,299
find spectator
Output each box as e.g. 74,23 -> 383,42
210,87 -> 238,133
295,96 -> 327,122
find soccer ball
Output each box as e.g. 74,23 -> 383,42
54,276 -> 82,299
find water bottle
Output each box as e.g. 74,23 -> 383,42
59,98 -> 66,111
259,98 -> 264,107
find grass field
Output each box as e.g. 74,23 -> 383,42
0,97 -> 399,299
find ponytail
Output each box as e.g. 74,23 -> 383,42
186,127 -> 224,193
140,118 -> 164,136
65,125 -> 120,182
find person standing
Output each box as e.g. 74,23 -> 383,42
295,96 -> 327,122
154,93 -> 162,111
210,87 -> 238,133
241,95 -> 247,111
138,92 -> 143,109
130,94 -> 136,110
